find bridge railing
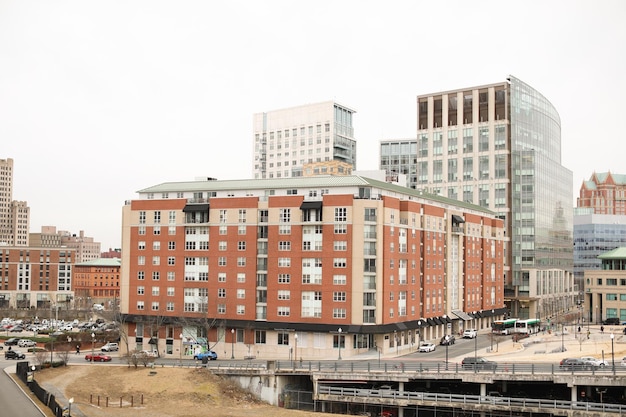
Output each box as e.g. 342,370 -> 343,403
318,385 -> 626,414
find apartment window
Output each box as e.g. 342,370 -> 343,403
279,241 -> 291,251
334,207 -> 347,222
236,305 -> 245,315
364,208 -> 377,222
279,208 -> 291,223
334,241 -> 347,251
237,273 -> 245,283
278,224 -> 291,235
166,302 -> 174,312
152,256 -> 160,266
167,271 -> 175,281
168,241 -> 176,250
153,226 -> 161,235
218,273 -> 226,282
152,272 -> 160,281
278,274 -> 291,284
333,308 -> 347,319
151,302 -> 159,311
237,289 -> 245,299
137,286 -> 145,295
219,241 -> 227,251
217,304 -> 226,314
167,287 -> 175,296
333,275 -> 346,285
333,291 -> 346,302
139,211 -> 146,224
237,257 -> 246,266
278,257 -> 291,267
218,288 -> 226,298
238,225 -> 246,235
138,226 -> 146,235
167,257 -> 175,266
238,209 -> 246,223
138,241 -> 146,250
238,241 -> 246,251
277,307 -> 290,317
153,241 -> 161,251
219,209 -> 227,223
333,258 -> 347,268
138,256 -> 145,266
219,225 -> 227,235
334,223 -> 347,234
278,290 -> 290,300
152,286 -> 160,296
218,257 -> 226,266
137,301 -> 144,310
137,271 -> 145,280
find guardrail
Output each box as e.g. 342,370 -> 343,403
318,385 -> 626,414
270,360 -> 626,375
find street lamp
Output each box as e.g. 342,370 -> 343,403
610,333 -> 615,373
91,332 -> 95,363
444,335 -> 450,370
68,397 -> 74,417
230,329 -> 235,359
417,320 -> 422,348
294,333 -> 298,365
179,333 -> 184,364
474,330 -> 478,366
337,328 -> 342,360
561,325 -> 565,352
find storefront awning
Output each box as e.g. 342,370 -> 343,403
452,214 -> 465,224
451,310 -> 474,321
183,203 -> 209,213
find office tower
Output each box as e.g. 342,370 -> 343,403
0,158 -> 30,246
574,211 -> 626,307
253,101 -> 357,179
380,76 -> 575,320
120,175 -> 505,359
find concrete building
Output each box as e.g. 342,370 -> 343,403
120,175 -> 506,359
578,172 -> 626,215
73,258 -> 120,310
380,76 -> 575,321
0,246 -> 74,309
584,247 -> 626,324
29,227 -> 101,263
253,101 -> 357,179
0,158 -> 30,246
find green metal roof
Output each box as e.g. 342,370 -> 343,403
584,172 -> 626,189
598,247 -> 626,260
137,175 -> 494,215
75,258 -> 121,267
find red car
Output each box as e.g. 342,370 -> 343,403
85,353 -> 112,362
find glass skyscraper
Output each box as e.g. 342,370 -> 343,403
380,76 -> 575,319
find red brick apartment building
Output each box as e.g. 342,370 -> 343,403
578,172 -> 626,215
121,176 -> 506,359
0,246 -> 74,309
73,258 -> 120,310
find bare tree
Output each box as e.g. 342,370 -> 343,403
56,348 -> 70,366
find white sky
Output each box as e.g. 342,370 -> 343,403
1,0 -> 625,250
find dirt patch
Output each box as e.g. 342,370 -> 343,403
33,365 -> 337,417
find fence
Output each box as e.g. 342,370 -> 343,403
16,361 -> 67,417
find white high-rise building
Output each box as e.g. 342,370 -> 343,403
252,101 -> 357,179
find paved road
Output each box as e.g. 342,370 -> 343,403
0,362 -> 45,417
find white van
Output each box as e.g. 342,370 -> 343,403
93,304 -> 104,311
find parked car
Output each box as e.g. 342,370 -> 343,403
101,342 -> 119,352
5,349 -> 26,360
10,326 -> 24,332
193,350 -> 218,361
440,335 -> 455,346
85,353 -> 112,362
461,357 -> 498,370
17,339 -> 37,348
602,317 -> 620,325
463,329 -> 478,339
559,358 -> 596,371
4,337 -> 19,346
621,357 -> 626,367
418,342 -> 436,352
580,356 -> 608,367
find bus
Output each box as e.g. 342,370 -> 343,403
491,318 -> 518,335
514,318 -> 541,335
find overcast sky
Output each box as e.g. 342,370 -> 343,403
1,0 -> 625,250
